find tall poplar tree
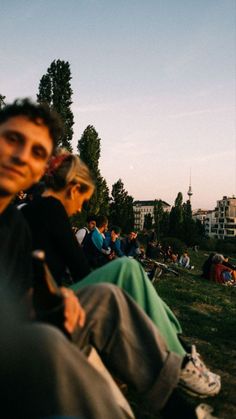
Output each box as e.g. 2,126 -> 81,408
37,59 -> 74,151
0,94 -> 6,110
153,200 -> 170,239
110,179 -> 134,233
77,125 -> 109,215
169,192 -> 184,238
182,200 -> 195,244
143,213 -> 153,230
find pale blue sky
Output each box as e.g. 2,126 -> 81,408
1,0 -> 235,209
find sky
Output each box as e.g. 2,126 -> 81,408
1,0 -> 235,210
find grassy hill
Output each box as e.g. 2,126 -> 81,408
128,250 -> 236,418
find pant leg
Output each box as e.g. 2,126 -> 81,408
0,321 -> 129,419
73,283 -> 183,412
71,257 -> 185,356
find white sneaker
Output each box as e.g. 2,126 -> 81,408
190,346 -> 221,381
179,348 -> 221,398
195,403 -> 221,419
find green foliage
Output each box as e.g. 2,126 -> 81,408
110,179 -> 134,233
153,200 -> 170,239
153,200 -> 164,239
77,125 -> 109,216
198,237 -> 236,257
168,194 -> 205,245
161,236 -> 186,255
182,200 -> 200,245
143,213 -> 153,230
0,94 -> 6,110
215,240 -> 236,256
70,211 -> 87,229
37,59 -> 74,151
89,174 -> 110,216
169,192 -> 184,238
199,237 -> 218,251
77,125 -> 100,173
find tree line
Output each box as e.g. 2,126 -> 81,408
1,59 -> 204,241
144,193 -> 205,246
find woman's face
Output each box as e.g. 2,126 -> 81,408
65,186 -> 93,216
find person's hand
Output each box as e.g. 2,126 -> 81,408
110,231 -> 118,242
60,287 -> 86,334
108,251 -> 116,260
131,232 -> 137,240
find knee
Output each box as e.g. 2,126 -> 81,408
22,323 -> 68,360
86,282 -> 123,298
78,283 -> 126,311
115,255 -> 141,272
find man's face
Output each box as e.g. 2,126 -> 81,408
88,220 -> 96,231
111,230 -> 119,241
101,223 -> 108,233
0,116 -> 53,196
129,232 -> 137,240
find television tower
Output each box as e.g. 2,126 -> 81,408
187,170 -> 193,202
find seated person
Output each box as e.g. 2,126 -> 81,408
121,231 -> 141,257
164,245 -> 173,261
83,215 -> 112,267
146,230 -> 158,259
156,242 -> 165,259
105,225 -> 124,258
0,98 -> 221,418
201,253 -> 216,280
164,246 -> 178,264
222,255 -> 236,271
76,215 -> 97,246
210,254 -> 236,284
179,251 -> 193,269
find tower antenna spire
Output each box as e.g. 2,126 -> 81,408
187,169 -> 193,202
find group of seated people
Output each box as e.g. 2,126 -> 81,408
75,217 -> 142,268
0,99 -> 222,418
146,240 -> 194,270
202,253 -> 236,286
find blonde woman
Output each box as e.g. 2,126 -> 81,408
22,150 -> 93,285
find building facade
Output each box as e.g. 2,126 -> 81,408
192,209 -> 209,224
205,196 -> 236,239
133,200 -> 171,231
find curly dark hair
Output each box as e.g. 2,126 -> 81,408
0,98 -> 63,150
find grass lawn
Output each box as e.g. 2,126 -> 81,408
127,250 -> 236,418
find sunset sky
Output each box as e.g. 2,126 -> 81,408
1,0 -> 235,209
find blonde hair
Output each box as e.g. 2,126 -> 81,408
44,148 -> 95,194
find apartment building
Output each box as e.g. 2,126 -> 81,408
205,196 -> 236,239
133,200 -> 171,231
192,209 -> 209,224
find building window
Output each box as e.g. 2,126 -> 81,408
226,230 -> 235,235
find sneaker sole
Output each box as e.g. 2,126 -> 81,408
179,382 -> 220,398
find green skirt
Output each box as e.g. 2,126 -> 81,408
71,257 -> 185,356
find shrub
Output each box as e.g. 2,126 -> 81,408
216,241 -> 236,257
198,237 -> 217,251
161,237 -> 186,255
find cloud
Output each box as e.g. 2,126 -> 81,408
72,103 -> 111,113
168,106 -> 234,119
193,149 -> 235,164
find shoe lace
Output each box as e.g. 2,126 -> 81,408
188,346 -> 214,381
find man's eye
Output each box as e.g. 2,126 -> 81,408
6,133 -> 19,143
33,147 -> 47,159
